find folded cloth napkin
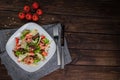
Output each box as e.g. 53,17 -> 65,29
0,23 -> 71,80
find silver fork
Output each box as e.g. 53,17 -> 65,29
53,26 -> 61,65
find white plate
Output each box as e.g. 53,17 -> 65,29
6,22 -> 56,72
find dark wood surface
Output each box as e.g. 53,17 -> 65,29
0,0 -> 120,80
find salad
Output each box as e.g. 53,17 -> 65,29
13,29 -> 50,65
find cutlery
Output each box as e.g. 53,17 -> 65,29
61,24 -> 65,69
53,26 -> 61,65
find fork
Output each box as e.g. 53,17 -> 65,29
53,26 -> 61,65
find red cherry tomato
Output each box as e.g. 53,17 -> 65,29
25,13 -> 32,20
41,35 -> 45,39
32,14 -> 39,21
36,9 -> 43,15
42,51 -> 48,56
24,5 -> 30,12
18,12 -> 25,19
32,2 -> 39,9
15,37 -> 19,45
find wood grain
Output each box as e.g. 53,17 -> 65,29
40,65 -> 120,80
1,11 -> 120,35
70,49 -> 120,66
66,33 -> 120,50
1,65 -> 120,80
0,0 -> 120,18
0,0 -> 120,80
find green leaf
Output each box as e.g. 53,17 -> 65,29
15,51 -> 22,56
43,38 -> 49,44
33,38 -> 39,45
36,53 -> 44,60
20,29 -> 30,39
25,44 -> 29,51
20,35 -> 25,39
27,42 -> 36,46
34,46 -> 41,54
34,49 -> 40,53
34,59 -> 40,63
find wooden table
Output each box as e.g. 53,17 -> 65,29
0,0 -> 120,80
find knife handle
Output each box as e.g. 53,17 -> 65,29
61,46 -> 65,69
61,24 -> 65,46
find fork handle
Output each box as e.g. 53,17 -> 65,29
55,39 -> 61,65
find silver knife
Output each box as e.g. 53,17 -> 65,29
61,24 -> 65,69
53,26 -> 61,65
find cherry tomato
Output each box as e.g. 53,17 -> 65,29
15,37 -> 19,45
32,14 -> 39,21
41,35 -> 45,39
32,2 -> 39,9
18,12 -> 25,19
42,51 -> 48,56
24,5 -> 30,12
36,9 -> 43,15
25,13 -> 32,20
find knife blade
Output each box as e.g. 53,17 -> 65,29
61,24 -> 65,69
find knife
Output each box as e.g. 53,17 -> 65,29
61,24 -> 65,69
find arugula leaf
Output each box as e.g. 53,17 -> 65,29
34,46 -> 41,54
20,29 -> 30,39
33,38 -> 39,45
43,38 -> 49,44
34,59 -> 40,63
15,51 -> 22,56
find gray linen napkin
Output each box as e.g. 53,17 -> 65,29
0,23 -> 71,80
